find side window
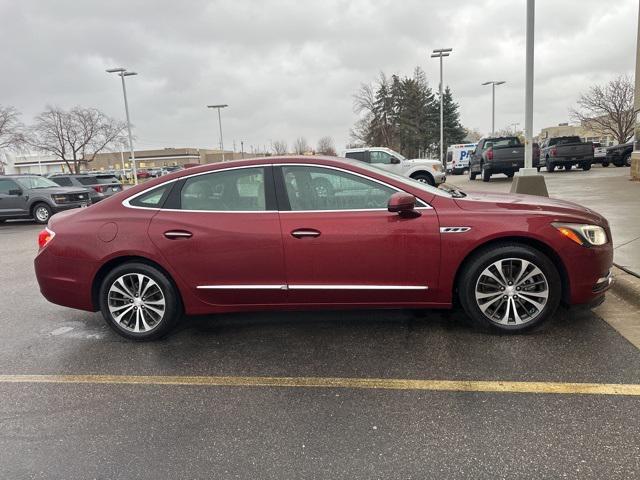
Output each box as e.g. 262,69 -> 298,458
281,166 -> 396,211
446,151 -> 453,162
369,151 -> 392,164
129,184 -> 169,208
345,151 -> 366,162
51,177 -> 72,186
0,179 -> 19,195
180,167 -> 266,211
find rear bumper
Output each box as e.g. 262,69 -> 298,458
34,248 -> 97,311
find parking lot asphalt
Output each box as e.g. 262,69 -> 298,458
1,167 -> 640,479
446,165 -> 640,276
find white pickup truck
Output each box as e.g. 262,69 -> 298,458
341,147 -> 446,186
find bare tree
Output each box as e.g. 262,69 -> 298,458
271,140 -> 288,155
27,106 -> 127,173
571,75 -> 637,144
293,137 -> 309,154
464,127 -> 483,142
316,136 -> 337,156
0,106 -> 25,149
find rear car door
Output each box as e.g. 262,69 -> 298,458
147,165 -> 288,306
275,164 -> 440,305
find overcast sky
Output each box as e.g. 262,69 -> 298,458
0,0 -> 637,153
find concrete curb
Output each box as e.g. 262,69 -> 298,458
614,262 -> 640,280
610,266 -> 640,309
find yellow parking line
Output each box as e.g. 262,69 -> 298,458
0,374 -> 639,396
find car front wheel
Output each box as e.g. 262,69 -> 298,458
32,203 -> 52,224
458,244 -> 561,332
411,173 -> 435,186
99,262 -> 181,341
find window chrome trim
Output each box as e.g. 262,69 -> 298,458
196,284 -> 428,291
121,162 -> 434,212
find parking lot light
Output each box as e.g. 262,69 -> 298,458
431,48 -> 453,163
207,104 -> 228,161
481,81 -> 506,136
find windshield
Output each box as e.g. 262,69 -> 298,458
15,176 -> 59,189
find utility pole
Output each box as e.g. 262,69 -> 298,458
106,67 -> 138,184
632,0 -> 640,180
431,48 -> 453,163
207,104 -> 228,161
240,141 -> 245,159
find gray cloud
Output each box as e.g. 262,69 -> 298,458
0,0 -> 637,153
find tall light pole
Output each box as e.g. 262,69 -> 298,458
106,67 -> 138,185
207,104 -> 228,161
510,122 -> 520,134
481,81 -> 506,136
431,48 -> 453,163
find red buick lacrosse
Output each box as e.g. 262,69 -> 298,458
35,156 -> 613,340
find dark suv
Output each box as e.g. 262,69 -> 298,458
0,175 -> 91,224
49,174 -> 122,203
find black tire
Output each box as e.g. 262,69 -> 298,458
411,172 -> 435,186
536,166 -> 541,172
469,169 -> 477,180
602,162 -> 609,167
458,243 -> 561,332
564,164 -> 572,171
547,160 -> 556,172
32,202 -> 52,224
582,162 -> 592,171
99,262 -> 181,341
481,164 -> 491,182
624,153 -> 632,167
506,172 -> 514,178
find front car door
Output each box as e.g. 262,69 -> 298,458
147,165 -> 288,307
275,163 -> 440,306
0,178 -> 26,218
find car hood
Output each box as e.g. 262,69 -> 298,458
405,158 -> 440,165
454,191 -> 606,225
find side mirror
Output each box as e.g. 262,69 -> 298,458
387,192 -> 420,217
8,188 -> 22,196
390,156 -> 401,164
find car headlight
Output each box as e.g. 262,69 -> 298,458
51,194 -> 67,204
432,163 -> 443,172
552,222 -> 608,246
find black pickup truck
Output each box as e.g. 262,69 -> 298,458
468,136 -> 540,182
539,136 -> 594,172
605,141 -> 633,167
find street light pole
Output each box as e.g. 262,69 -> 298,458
481,81 -> 506,136
431,48 -> 453,163
106,67 -> 138,185
207,104 -> 228,161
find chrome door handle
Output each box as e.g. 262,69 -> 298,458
164,230 -> 193,239
291,229 -> 321,239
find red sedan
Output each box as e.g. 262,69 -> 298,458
34,156 -> 613,340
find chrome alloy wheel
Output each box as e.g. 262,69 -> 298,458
107,273 -> 166,333
35,206 -> 50,222
474,258 -> 549,326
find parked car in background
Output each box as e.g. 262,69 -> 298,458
342,147 -> 445,186
0,174 -> 91,224
605,141 -> 633,167
136,169 -> 152,179
592,142 -> 609,167
34,156 -> 613,340
446,143 -> 477,175
49,174 -> 122,203
539,136 -> 594,172
468,136 -> 540,182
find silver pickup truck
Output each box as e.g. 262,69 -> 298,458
539,136 -> 594,172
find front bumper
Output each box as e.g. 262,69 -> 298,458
51,202 -> 90,213
433,172 -> 446,184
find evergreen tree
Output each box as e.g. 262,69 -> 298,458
440,86 -> 466,151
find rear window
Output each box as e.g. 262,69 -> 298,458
95,175 -> 120,184
345,151 -> 366,162
554,136 -> 582,145
51,177 -> 73,187
488,137 -> 521,148
77,176 -> 98,185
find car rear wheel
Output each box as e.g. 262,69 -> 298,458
624,153 -> 632,167
582,162 -> 592,171
602,161 -> 609,167
481,164 -> 491,182
547,160 -> 556,172
469,169 -> 477,180
458,244 -> 561,332
32,203 -> 52,224
411,172 -> 435,186
99,262 -> 181,341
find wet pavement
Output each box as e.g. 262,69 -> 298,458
1,169 -> 640,479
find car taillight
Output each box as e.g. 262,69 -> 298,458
550,147 -> 557,156
38,228 -> 55,249
486,147 -> 494,160
93,185 -> 104,193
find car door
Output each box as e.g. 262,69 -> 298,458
0,178 -> 27,217
369,150 -> 404,175
275,164 -> 440,305
147,165 -> 288,306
